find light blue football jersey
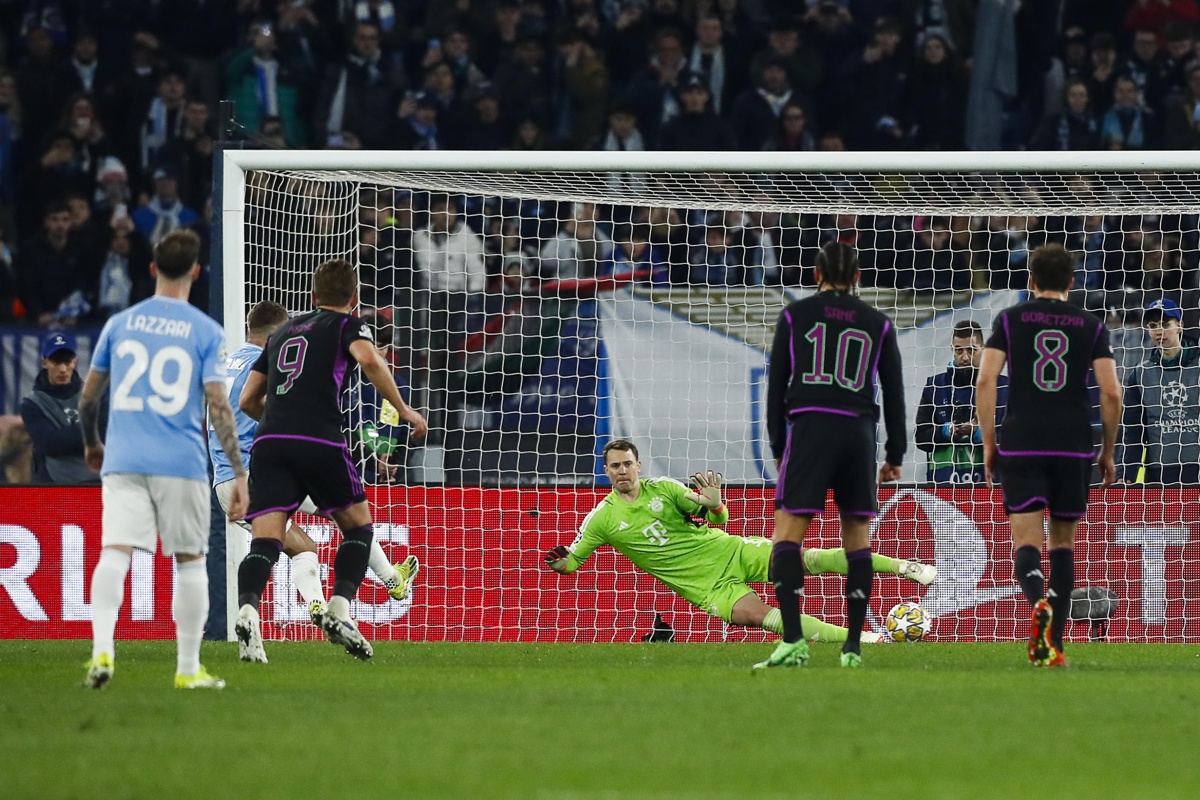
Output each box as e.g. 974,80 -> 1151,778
91,296 -> 226,481
208,342 -> 261,486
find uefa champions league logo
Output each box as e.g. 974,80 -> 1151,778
648,497 -> 664,514
1162,381 -> 1189,408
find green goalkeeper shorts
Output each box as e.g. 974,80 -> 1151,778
700,537 -> 773,622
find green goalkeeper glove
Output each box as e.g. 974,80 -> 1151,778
683,470 -> 723,511
544,545 -> 570,572
360,423 -> 399,457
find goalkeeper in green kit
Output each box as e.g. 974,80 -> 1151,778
544,440 -> 936,643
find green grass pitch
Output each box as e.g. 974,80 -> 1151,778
2,641 -> 1198,800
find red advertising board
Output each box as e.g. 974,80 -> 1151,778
2,486 -> 1198,642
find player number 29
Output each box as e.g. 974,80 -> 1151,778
111,340 -> 193,416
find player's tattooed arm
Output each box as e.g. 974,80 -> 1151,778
79,370 -> 109,449
80,369 -> 110,471
205,383 -> 246,476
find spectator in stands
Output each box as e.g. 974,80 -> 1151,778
27,129 -> 91,228
1163,63 -> 1200,148
763,101 -> 814,151
1100,75 -> 1159,150
138,67 -> 188,174
607,222 -> 667,283
595,102 -> 646,193
160,99 -> 213,212
832,16 -> 907,150
915,320 -> 1005,484
625,27 -> 689,147
61,93 -> 108,182
1120,298 -> 1200,486
749,15 -> 821,100
1032,79 -> 1099,150
92,155 -> 131,222
905,34 -> 968,151
804,2 -> 861,124
910,216 -> 970,291
1042,28 -> 1091,119
511,116 -> 550,150
314,22 -> 405,149
1122,0 -> 1200,43
16,26 -> 75,166
659,72 -> 736,151
352,0 -> 410,52
539,201 -> 609,282
438,29 -> 487,94
422,62 -> 461,115
1119,28 -> 1165,108
224,19 -> 306,148
17,201 -> 90,325
450,83 -> 508,150
688,214 -> 747,286
0,231 -> 16,320
106,41 -> 162,181
96,213 -> 152,318
905,0 -> 977,58
1158,21 -> 1195,105
0,71 -> 20,242
20,332 -> 101,484
132,164 -> 198,247
493,36 -> 550,132
65,30 -> 116,101
686,14 -> 743,115
1065,214 -> 1112,293
393,91 -> 441,150
1087,32 -> 1119,116
550,28 -> 610,149
411,194 -> 487,438
730,57 -> 795,151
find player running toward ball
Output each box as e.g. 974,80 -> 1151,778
234,259 -> 427,661
763,242 -> 908,669
544,439 -> 935,644
976,244 -> 1121,668
210,300 -> 419,664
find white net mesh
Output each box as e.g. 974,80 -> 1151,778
234,164 -> 1200,644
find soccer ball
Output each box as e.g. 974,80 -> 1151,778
885,602 -> 932,642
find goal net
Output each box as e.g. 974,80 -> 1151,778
221,150 -> 1200,644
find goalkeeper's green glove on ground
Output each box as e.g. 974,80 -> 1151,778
544,545 -> 570,572
683,470 -> 724,512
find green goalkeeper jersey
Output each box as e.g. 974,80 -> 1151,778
562,477 -> 735,607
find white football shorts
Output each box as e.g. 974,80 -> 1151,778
102,473 -> 210,557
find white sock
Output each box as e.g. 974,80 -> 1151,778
328,595 -> 351,622
290,551 -> 326,606
173,558 -> 208,676
368,540 -> 398,588
90,549 -> 131,660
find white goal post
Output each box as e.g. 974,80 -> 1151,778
218,149 -> 1200,644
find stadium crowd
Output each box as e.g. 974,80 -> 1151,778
0,1 -> 1198,321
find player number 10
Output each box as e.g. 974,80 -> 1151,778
801,322 -> 872,391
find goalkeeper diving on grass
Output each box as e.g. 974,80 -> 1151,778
544,440 -> 936,643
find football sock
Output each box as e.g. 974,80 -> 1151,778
90,548 -> 131,660
843,548 -> 873,654
762,608 -> 847,643
367,539 -> 399,589
332,524 -> 374,602
329,595 -> 351,622
173,558 -> 208,676
1048,547 -> 1075,650
803,547 -> 900,576
238,538 -> 282,610
290,550 -> 325,606
1013,545 -> 1045,606
770,541 -> 805,643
